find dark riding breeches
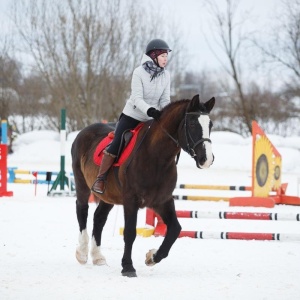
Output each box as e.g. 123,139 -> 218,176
106,113 -> 140,156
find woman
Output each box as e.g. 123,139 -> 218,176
92,39 -> 172,194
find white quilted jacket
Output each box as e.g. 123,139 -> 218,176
122,54 -> 171,122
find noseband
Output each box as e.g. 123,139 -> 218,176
182,112 -> 212,158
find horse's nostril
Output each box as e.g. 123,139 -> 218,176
199,156 -> 206,165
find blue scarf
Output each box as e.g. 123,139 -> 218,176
142,61 -> 165,82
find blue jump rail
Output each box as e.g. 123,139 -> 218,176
7,167 -> 67,184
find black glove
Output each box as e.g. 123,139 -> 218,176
147,107 -> 161,121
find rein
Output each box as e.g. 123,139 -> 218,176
124,120 -> 154,173
157,121 -> 179,147
125,110 -> 212,172
157,120 -> 181,164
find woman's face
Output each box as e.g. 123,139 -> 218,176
157,53 -> 168,68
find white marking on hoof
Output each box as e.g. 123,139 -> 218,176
90,236 -> 106,266
145,249 -> 157,266
76,229 -> 89,264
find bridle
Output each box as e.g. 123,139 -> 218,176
125,110 -> 212,171
158,111 -> 212,159
182,112 -> 212,158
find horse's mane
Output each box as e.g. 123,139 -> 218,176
161,99 -> 190,114
161,99 -> 191,113
162,98 -> 210,114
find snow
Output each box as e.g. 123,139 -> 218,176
1,129 -> 300,300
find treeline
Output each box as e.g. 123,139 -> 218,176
0,0 -> 299,137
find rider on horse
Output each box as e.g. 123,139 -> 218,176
91,39 -> 172,194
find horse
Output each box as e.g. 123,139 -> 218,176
71,94 -> 215,277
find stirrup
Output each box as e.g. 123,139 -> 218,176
91,177 -> 105,194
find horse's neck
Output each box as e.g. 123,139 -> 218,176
147,108 -> 184,158
160,105 -> 185,137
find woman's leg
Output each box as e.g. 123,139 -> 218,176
91,114 -> 140,194
106,114 -> 140,156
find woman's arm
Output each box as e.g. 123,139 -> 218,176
130,70 -> 151,115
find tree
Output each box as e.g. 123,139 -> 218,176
202,0 -> 254,135
254,0 -> 300,94
0,41 -> 21,121
251,0 -> 300,136
12,0 -> 187,132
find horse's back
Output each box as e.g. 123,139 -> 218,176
72,123 -> 114,154
71,123 -> 114,178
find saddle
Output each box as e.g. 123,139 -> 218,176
93,123 -> 144,167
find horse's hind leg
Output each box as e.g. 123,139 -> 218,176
91,199 -> 114,265
74,169 -> 91,264
76,198 -> 90,264
146,199 -> 181,266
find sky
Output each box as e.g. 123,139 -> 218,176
0,0 -> 283,82
1,128 -> 300,299
162,0 -> 279,68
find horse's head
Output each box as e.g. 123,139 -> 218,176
178,94 -> 215,169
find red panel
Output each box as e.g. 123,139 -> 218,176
225,212 -> 271,220
227,232 -> 274,240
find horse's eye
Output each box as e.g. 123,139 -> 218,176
189,120 -> 196,127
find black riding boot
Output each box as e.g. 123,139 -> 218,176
91,151 -> 116,194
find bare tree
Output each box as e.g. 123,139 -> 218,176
254,0 -> 300,88
202,0 -> 256,135
11,0 -> 187,132
250,0 -> 300,136
0,37 -> 21,121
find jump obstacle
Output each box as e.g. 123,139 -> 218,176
0,120 -> 13,197
8,168 -> 57,184
174,121 -> 300,207
144,208 -> 300,241
1,110 -> 75,197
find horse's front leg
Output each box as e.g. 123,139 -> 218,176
145,199 -> 181,265
91,199 -> 114,265
121,202 -> 138,277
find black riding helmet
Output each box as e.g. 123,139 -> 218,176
145,39 -> 172,55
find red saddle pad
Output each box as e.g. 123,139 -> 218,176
93,123 -> 144,167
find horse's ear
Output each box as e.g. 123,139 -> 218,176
188,94 -> 200,112
192,94 -> 200,103
204,97 -> 215,113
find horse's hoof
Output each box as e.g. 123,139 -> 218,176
122,271 -> 137,278
121,266 -> 137,277
76,250 -> 88,264
145,249 -> 157,266
93,258 -> 106,266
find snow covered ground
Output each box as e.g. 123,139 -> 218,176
1,130 -> 300,299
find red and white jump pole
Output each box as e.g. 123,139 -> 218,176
176,231 -> 300,241
176,210 -> 300,221
146,209 -> 300,241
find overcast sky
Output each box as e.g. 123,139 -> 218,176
0,0 -> 282,86
163,0 -> 279,68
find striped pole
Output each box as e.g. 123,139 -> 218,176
176,184 -> 252,191
59,108 -> 66,190
48,109 -> 73,196
176,231 -> 300,241
148,209 -> 300,241
175,210 -> 300,221
174,195 -> 230,201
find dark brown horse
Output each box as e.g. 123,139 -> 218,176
71,94 -> 215,277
